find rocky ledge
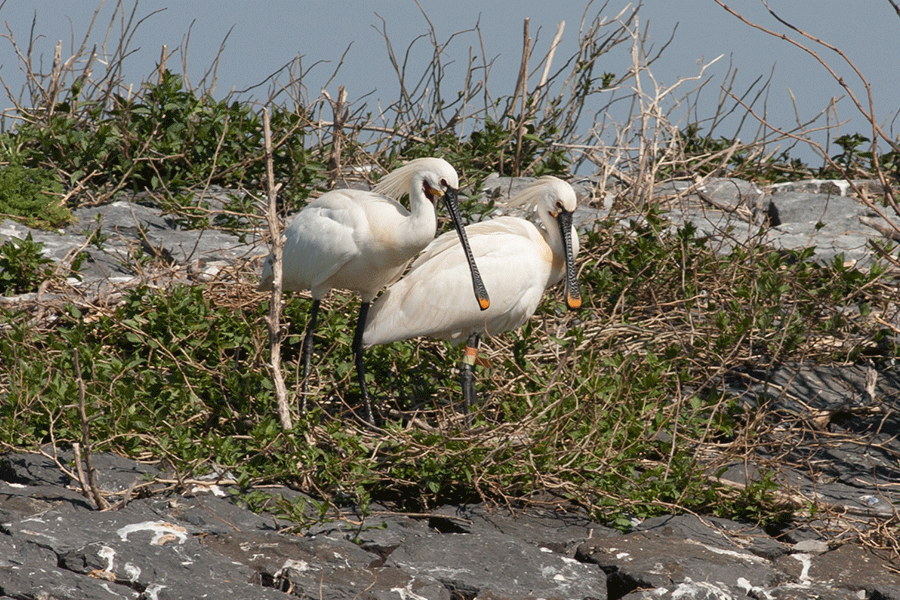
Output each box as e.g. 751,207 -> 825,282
2,450 -> 899,600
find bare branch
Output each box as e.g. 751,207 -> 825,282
73,349 -> 110,510
262,107 -> 292,430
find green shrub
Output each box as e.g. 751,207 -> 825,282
0,164 -> 70,229
0,233 -> 55,295
1,71 -> 325,212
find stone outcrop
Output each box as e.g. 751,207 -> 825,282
2,451 -> 899,599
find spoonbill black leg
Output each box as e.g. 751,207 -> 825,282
353,301 -> 375,424
460,332 -> 481,418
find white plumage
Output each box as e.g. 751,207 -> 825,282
363,175 -> 582,412
259,157 -> 489,423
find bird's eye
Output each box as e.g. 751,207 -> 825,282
556,201 -> 564,211
440,178 -> 448,189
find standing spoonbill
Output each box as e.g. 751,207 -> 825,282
363,175 -> 582,413
259,157 -> 490,424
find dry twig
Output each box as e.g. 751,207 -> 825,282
262,108 -> 292,430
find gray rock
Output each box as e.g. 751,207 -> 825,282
577,528 -> 779,599
577,513 -> 897,600
0,189 -> 265,305
776,544 -> 900,599
654,176 -> 899,268
0,564 -> 138,600
634,514 -> 788,561
434,501 -> 620,555
6,502 -> 287,599
384,528 -> 607,600
133,493 -> 285,534
478,175 -> 897,273
792,539 -> 829,554
2,445 -> 899,599
767,178 -> 886,197
201,530 -> 448,600
1,451 -> 613,599
723,362 -> 900,521
0,480 -> 94,517
308,507 -> 611,599
1,450 -> 75,487
765,191 -> 873,265
318,510 -> 436,556
0,531 -> 59,569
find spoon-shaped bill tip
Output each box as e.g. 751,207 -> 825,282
443,188 -> 491,312
556,209 -> 582,312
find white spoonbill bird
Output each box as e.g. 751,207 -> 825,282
363,175 -> 582,412
259,157 -> 490,424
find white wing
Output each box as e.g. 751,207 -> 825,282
264,190 -> 419,299
363,217 -> 552,346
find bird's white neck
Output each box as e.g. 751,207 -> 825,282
393,181 -> 439,250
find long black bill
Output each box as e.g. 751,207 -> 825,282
556,209 -> 582,311
443,187 -> 490,311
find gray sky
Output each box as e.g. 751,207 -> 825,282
1,1 -> 896,169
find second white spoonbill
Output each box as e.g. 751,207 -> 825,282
259,157 -> 490,423
362,175 -> 582,413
